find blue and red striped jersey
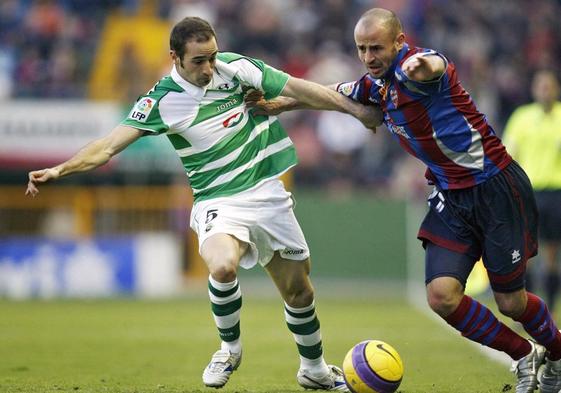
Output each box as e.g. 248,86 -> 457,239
337,43 -> 512,190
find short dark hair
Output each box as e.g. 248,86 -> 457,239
170,17 -> 216,59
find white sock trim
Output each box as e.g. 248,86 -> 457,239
209,275 -> 238,291
285,300 -> 315,314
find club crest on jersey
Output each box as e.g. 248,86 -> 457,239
389,88 -> 398,107
223,112 -> 244,128
129,97 -> 154,123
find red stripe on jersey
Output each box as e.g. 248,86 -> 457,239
393,81 -> 472,186
445,64 -> 512,172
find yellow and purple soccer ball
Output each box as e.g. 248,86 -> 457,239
342,340 -> 404,393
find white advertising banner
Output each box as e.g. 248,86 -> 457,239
0,100 -> 123,165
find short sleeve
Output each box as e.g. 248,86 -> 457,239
121,95 -> 169,135
260,64 -> 289,99
336,74 -> 378,105
217,52 -> 289,100
395,50 -> 450,95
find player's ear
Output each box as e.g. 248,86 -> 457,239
395,32 -> 406,49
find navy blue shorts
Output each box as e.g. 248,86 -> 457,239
419,161 -> 538,293
535,190 -> 561,241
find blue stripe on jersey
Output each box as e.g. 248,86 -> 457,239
383,87 -> 446,186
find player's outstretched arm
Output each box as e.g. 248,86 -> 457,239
26,125 -> 144,197
255,77 -> 382,129
402,54 -> 446,82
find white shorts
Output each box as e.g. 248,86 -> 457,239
190,179 -> 310,269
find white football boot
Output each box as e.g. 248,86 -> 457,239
538,356 -> 561,393
511,341 -> 546,393
202,349 -> 242,388
297,364 -> 349,391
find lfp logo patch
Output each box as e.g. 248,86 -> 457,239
129,97 -> 155,123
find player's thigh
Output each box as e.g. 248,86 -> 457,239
201,233 -> 248,272
425,242 -> 478,289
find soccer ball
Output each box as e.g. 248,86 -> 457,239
342,340 -> 404,393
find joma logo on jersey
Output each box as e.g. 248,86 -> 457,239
129,97 -> 155,123
223,112 -> 244,128
216,97 -> 238,112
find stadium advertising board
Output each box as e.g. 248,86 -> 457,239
0,234 -> 182,298
0,100 -> 122,168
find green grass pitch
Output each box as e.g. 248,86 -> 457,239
0,296 -> 513,393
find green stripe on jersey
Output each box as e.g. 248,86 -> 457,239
167,134 -> 192,149
180,115 -> 269,172
188,121 -> 289,189
194,146 -> 297,201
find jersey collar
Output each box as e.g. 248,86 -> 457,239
171,65 -> 207,99
383,43 -> 409,80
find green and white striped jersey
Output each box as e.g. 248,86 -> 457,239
121,52 -> 297,202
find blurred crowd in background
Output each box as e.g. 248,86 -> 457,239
1,0 -> 560,196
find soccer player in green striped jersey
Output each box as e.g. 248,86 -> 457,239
26,16 -> 381,391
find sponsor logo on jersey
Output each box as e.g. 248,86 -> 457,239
129,97 -> 155,123
385,115 -> 410,139
216,97 -> 239,112
223,112 -> 244,128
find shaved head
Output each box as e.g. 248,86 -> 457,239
353,8 -> 405,78
355,8 -> 402,39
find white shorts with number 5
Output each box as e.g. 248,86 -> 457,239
190,179 -> 310,269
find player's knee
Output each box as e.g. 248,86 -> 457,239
496,295 -> 526,318
204,249 -> 240,282
284,284 -> 314,308
208,264 -> 237,282
426,287 -> 462,317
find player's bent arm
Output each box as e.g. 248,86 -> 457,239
281,77 -> 383,128
402,54 -> 446,82
26,125 -> 143,196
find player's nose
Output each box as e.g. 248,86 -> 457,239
364,50 -> 376,64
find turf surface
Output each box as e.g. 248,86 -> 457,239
0,296 -> 513,393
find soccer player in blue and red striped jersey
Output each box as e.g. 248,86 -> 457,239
249,7 -> 561,393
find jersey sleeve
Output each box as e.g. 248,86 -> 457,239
394,49 -> 450,95
121,94 -> 170,135
335,74 -> 378,105
218,52 -> 289,100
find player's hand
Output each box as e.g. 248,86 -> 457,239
402,54 -> 441,81
245,90 -> 295,116
26,168 -> 60,197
